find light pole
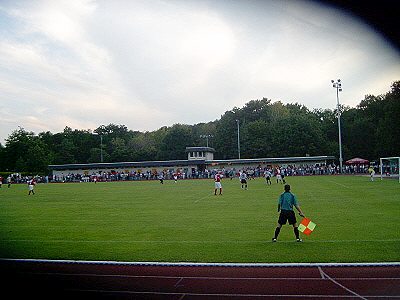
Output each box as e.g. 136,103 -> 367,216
200,134 -> 213,147
93,132 -> 103,163
331,79 -> 343,173
100,135 -> 103,163
236,119 -> 241,159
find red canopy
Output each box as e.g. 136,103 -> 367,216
345,157 -> 369,165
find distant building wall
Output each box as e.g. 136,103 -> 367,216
186,147 -> 215,161
207,156 -> 335,171
49,160 -> 205,178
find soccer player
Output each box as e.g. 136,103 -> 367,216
368,166 -> 375,181
272,184 -> 305,242
276,168 -> 283,184
158,172 -> 164,184
214,172 -> 223,195
264,169 -> 272,185
28,178 -> 36,195
281,169 -> 287,184
239,171 -> 248,190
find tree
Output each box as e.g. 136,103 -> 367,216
375,82 -> 400,157
158,124 -> 194,160
2,127 -> 52,173
110,137 -> 131,162
3,127 -> 35,171
0,144 -> 5,171
25,138 -> 53,173
214,109 -> 241,159
55,137 -> 76,164
1,81 -> 398,171
241,98 -> 272,123
241,120 -> 272,158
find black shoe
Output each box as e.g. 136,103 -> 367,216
272,238 -> 277,242
296,238 -> 303,242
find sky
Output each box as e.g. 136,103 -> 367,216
0,0 -> 399,145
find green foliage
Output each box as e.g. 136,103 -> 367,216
0,81 -> 399,172
1,128 -> 53,173
158,124 -> 195,160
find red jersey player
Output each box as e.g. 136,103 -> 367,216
214,173 -> 223,195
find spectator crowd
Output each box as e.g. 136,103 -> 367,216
45,163 -> 374,183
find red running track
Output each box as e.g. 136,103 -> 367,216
1,259 -> 399,299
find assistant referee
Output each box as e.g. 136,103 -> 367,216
272,184 -> 305,242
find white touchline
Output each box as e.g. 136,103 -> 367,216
1,258 -> 400,268
2,239 -> 400,244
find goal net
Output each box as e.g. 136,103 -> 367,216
379,157 -> 400,183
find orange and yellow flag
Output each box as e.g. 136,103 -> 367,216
298,218 -> 316,236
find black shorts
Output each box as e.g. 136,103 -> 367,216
240,179 -> 247,184
278,210 -> 297,225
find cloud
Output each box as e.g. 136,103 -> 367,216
0,0 -> 399,145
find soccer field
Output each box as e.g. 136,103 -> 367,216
0,175 -> 399,263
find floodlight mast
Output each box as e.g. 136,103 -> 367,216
236,119 -> 241,159
200,134 -> 213,147
331,79 -> 343,173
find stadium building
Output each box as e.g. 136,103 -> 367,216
48,147 -> 335,181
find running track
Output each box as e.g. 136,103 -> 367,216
1,259 -> 400,299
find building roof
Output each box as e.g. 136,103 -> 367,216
48,159 -> 206,171
205,156 -> 335,165
185,147 -> 215,153
48,155 -> 334,171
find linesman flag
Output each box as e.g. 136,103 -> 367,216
298,218 -> 316,236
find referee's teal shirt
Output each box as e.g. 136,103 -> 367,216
278,192 -> 298,211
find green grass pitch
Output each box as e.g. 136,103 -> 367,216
0,175 -> 399,263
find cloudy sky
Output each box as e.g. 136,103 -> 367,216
0,0 -> 399,145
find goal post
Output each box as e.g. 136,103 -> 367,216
379,157 -> 400,183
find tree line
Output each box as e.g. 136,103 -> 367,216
0,81 -> 398,174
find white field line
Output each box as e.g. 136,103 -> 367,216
66,289 -> 400,298
325,179 -> 350,188
16,272 -> 400,281
174,277 -> 184,287
319,268 -> 367,300
3,258 -> 398,299
318,266 -> 326,279
1,258 -> 400,268
194,195 -> 210,203
178,294 -> 186,300
2,239 -> 400,244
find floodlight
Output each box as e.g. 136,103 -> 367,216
330,79 -> 343,174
